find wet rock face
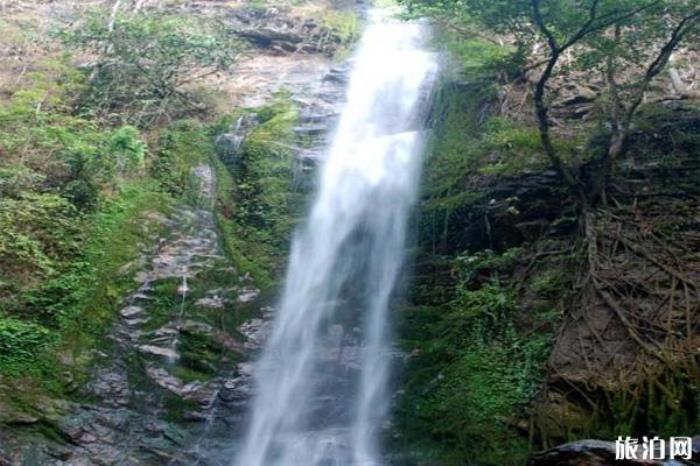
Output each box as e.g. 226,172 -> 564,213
423,169 -> 570,256
0,5 -> 351,460
215,53 -> 348,192
0,165 -> 260,465
216,113 -> 259,177
230,7 -> 352,56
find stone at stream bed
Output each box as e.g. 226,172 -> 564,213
144,366 -> 220,411
293,123 -> 328,135
123,317 -> 148,328
152,325 -> 179,337
179,320 -> 245,354
89,367 -> 130,407
239,317 -> 272,350
219,378 -> 251,403
236,286 -> 260,303
323,65 -> 350,83
119,305 -> 143,318
195,296 -> 225,309
145,367 -> 194,396
180,319 -> 215,334
236,362 -> 256,378
69,419 -> 183,465
182,410 -> 210,422
138,345 -> 178,359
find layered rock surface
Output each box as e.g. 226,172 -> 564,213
0,3 -> 352,464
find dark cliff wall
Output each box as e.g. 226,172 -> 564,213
392,58 -> 700,466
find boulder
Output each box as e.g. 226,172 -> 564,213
229,7 -> 352,56
138,345 -> 178,359
236,286 -> 260,303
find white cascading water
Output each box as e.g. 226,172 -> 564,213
234,10 -> 437,466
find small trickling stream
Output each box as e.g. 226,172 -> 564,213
234,10 -> 438,466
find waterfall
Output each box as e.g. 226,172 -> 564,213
234,9 -> 437,466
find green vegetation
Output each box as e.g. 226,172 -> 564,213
404,0 -> 700,204
419,32 -> 574,234
478,117 -> 580,176
0,182 -> 171,378
397,248 -> 553,465
214,96 -> 303,288
396,35 -> 558,462
319,9 -> 360,44
0,0 -> 343,404
0,47 -> 173,378
0,193 -> 82,300
152,120 -> 213,199
0,319 -> 54,376
61,9 -> 241,126
1,1 -> 698,464
397,2 -> 700,464
0,6 -> 235,381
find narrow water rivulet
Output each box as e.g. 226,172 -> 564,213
234,10 -> 437,466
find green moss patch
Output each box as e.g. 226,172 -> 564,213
213,96 -> 304,289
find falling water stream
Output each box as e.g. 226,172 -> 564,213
234,10 -> 437,466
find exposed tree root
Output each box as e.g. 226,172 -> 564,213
529,175 -> 700,442
549,198 -> 699,387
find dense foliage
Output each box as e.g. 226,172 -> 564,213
62,10 -> 242,126
0,5 -> 240,378
394,1 -> 700,464
402,0 -> 699,203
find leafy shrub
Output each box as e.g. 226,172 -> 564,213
479,117 -> 581,176
0,317 -> 54,374
0,193 -> 83,296
62,10 -> 242,125
25,182 -> 171,358
107,126 -> 146,172
151,120 -> 211,198
423,335 -> 548,465
0,71 -> 94,188
0,167 -> 46,198
396,248 -> 552,465
455,247 -> 522,281
0,68 -> 149,208
62,179 -> 100,210
61,124 -> 148,200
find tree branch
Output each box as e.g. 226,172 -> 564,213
621,9 -> 700,131
530,0 -> 582,193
